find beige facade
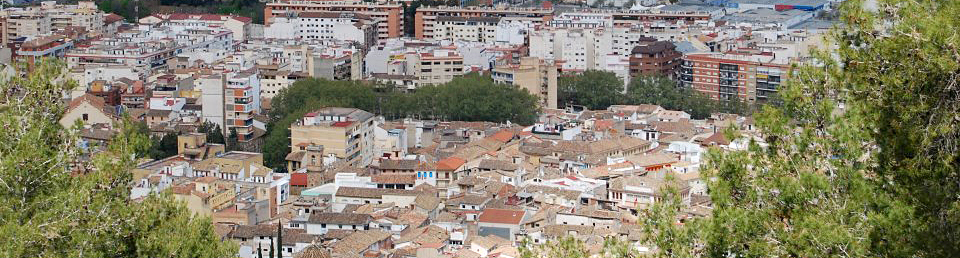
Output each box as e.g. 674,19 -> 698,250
0,1 -> 104,45
289,107 -> 376,167
410,51 -> 464,86
59,94 -> 117,128
492,57 -> 559,109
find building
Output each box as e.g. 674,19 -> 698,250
225,69 -> 262,142
492,57 -> 558,109
16,34 -> 72,72
263,11 -> 378,46
59,93 -> 118,128
476,208 -> 526,241
679,52 -> 790,102
410,49 -> 464,86
264,2 -> 402,40
0,1 -> 105,45
414,6 -> 554,39
289,107 -> 376,167
139,13 -> 254,42
628,38 -> 682,78
429,16 -> 500,43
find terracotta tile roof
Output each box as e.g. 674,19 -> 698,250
436,157 -> 466,171
477,159 -> 518,171
307,212 -> 373,225
231,224 -> 305,239
487,130 -> 514,143
700,132 -> 730,146
331,230 -> 392,255
378,159 -> 419,171
335,186 -> 419,199
371,173 -> 415,184
104,13 -> 123,24
477,208 -> 525,225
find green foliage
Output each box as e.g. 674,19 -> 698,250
148,132 -> 179,159
198,121 -> 225,144
0,60 -> 235,256
262,74 -> 539,170
626,75 -> 752,119
519,236 -> 587,258
634,0 -> 960,256
559,70 -> 625,110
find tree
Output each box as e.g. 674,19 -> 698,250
625,75 -> 752,119
519,236 -> 587,258
559,70 -> 625,110
198,121 -> 225,144
148,132 -> 179,159
639,0 -> 960,256
276,222 -> 283,257
262,74 -> 540,170
226,127 -> 239,151
0,60 -> 235,256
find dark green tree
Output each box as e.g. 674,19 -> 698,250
0,60 -> 235,256
559,70 -> 625,110
277,222 -> 283,257
148,132 -> 179,159
198,121 -> 225,144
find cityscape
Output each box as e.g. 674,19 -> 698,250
2,0 -> 958,257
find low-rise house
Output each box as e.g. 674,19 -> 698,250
60,93 -> 119,128
476,208 -> 526,241
334,186 -> 420,206
469,235 -> 510,257
304,212 -> 373,235
331,230 -> 394,257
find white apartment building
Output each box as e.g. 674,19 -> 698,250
263,12 -> 377,46
430,16 -> 500,43
139,13 -> 253,42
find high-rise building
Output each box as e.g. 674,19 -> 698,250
264,1 -> 402,40
628,38 -> 682,78
679,52 -> 790,102
414,6 -> 553,39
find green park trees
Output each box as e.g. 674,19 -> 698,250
0,61 -> 235,256
262,73 -> 540,171
559,70 -> 750,119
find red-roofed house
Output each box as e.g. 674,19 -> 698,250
477,208 -> 526,241
436,157 -> 466,198
60,93 -> 119,128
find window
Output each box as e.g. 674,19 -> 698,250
321,224 -> 326,228
82,114 -> 89,121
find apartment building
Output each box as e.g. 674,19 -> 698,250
679,52 -> 790,102
0,11 -> 50,45
415,6 -> 553,39
410,49 -> 464,86
289,107 -> 376,167
226,69 -> 262,142
263,11 -> 379,46
44,1 -> 103,35
0,1 -> 104,45
16,34 -> 72,72
430,16 -> 500,43
628,38 -> 682,78
528,27 -> 610,72
264,2 -> 402,40
66,27 -> 234,76
492,57 -> 558,109
139,13 -> 254,42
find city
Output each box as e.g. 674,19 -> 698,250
1,0 -> 958,257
